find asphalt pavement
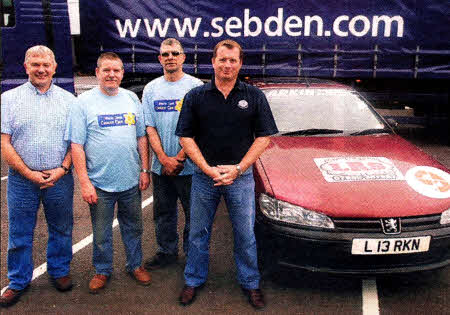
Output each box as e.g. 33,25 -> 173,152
1,133 -> 449,314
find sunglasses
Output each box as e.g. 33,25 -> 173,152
160,51 -> 182,57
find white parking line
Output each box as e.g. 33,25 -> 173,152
1,195 -> 383,315
1,196 -> 153,295
1,176 -> 8,181
362,279 -> 380,315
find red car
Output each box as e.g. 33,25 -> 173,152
253,79 -> 450,274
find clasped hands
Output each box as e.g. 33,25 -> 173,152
29,167 -> 66,189
161,155 -> 185,176
208,165 -> 240,186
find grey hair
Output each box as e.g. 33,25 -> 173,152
24,45 -> 56,64
160,38 -> 184,53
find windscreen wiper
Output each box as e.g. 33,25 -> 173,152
282,128 -> 344,136
350,128 -> 393,136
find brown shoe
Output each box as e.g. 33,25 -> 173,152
130,266 -> 151,286
242,288 -> 265,310
0,286 -> 28,308
50,275 -> 73,292
89,274 -> 110,294
179,284 -> 203,306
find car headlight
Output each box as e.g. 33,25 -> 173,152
441,209 -> 450,225
259,193 -> 334,229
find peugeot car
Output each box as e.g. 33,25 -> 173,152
253,79 -> 450,274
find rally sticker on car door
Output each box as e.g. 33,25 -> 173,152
314,157 -> 404,182
405,166 -> 450,199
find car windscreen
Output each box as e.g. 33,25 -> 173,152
263,88 -> 386,134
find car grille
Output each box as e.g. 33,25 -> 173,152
332,214 -> 442,233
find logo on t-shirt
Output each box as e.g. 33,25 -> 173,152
98,113 -> 136,127
175,98 -> 184,112
238,100 -> 248,109
154,100 -> 180,112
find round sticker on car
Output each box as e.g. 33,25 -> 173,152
405,166 -> 450,199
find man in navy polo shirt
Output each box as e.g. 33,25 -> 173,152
175,39 -> 278,309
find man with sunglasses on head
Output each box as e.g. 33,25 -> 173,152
142,38 -> 203,270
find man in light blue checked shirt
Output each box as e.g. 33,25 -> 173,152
1,45 -> 75,308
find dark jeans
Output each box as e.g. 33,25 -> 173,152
152,173 -> 192,256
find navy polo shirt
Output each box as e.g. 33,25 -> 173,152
175,79 -> 278,166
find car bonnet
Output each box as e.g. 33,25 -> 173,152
256,134 -> 450,218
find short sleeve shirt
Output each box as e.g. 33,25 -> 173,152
175,79 -> 278,166
1,82 -> 75,170
142,74 -> 203,175
65,87 -> 145,192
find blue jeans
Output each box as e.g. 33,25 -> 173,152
7,169 -> 74,290
184,168 -> 260,289
89,185 -> 143,275
152,173 -> 191,256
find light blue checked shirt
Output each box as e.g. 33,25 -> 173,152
1,81 -> 75,171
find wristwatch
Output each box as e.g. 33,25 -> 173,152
140,169 -> 150,174
60,165 -> 69,175
236,164 -> 243,176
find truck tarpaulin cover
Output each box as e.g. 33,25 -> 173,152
79,0 -> 450,79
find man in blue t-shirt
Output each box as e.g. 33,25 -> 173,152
142,38 -> 203,270
66,52 -> 151,294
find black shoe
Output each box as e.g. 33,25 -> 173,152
0,286 -> 29,308
144,253 -> 177,270
50,275 -> 73,292
178,284 -> 204,306
242,288 -> 266,310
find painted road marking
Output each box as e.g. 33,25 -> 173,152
1,176 -> 8,181
2,194 -> 382,315
1,196 -> 153,295
362,279 -> 380,315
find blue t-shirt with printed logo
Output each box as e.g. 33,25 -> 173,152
65,87 -> 146,192
142,74 -> 203,175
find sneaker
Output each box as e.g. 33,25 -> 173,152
130,266 -> 151,286
89,274 -> 110,294
0,286 -> 28,308
144,253 -> 178,270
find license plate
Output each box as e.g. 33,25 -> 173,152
351,236 -> 431,255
